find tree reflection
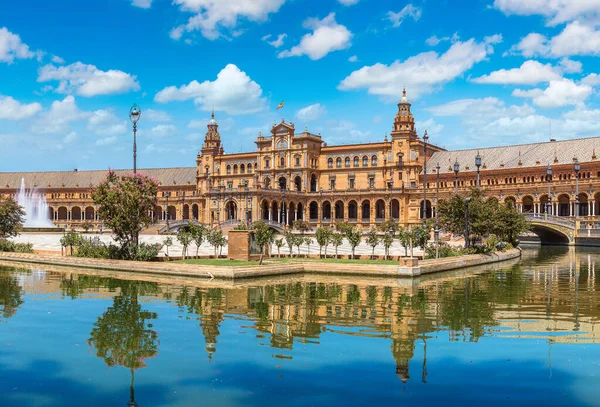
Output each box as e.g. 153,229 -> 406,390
88,281 -> 160,406
0,274 -> 23,320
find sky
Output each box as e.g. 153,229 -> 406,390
1,0 -> 600,172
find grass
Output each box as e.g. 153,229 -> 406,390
175,259 -> 260,266
275,257 -> 399,265
174,257 -> 399,266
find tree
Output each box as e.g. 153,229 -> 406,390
293,220 -> 311,234
382,233 -> 394,260
163,236 -> 173,257
366,229 -> 380,260
398,227 -> 410,257
378,220 -> 400,236
252,220 -> 275,265
0,274 -> 24,320
60,230 -> 84,256
335,221 -> 354,235
330,233 -> 344,257
0,196 -> 25,239
346,228 -> 362,259
92,170 -> 158,247
81,221 -> 93,233
412,225 -> 430,250
189,223 -> 206,257
315,227 -> 332,257
294,234 -> 303,257
492,203 -> 530,246
176,227 -> 193,260
285,231 -> 295,256
304,237 -> 313,256
274,238 -> 284,256
208,230 -> 227,257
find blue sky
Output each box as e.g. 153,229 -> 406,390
1,0 -> 600,171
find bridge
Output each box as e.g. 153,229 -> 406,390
523,214 -> 576,245
157,219 -> 204,234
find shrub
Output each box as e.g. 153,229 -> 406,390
0,239 -> 33,253
425,241 -> 464,259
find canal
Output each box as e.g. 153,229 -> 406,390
0,247 -> 598,406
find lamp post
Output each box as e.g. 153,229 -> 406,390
165,191 -> 170,233
244,185 -> 249,222
574,159 -> 580,218
280,186 -> 286,226
546,165 -> 553,220
453,160 -> 460,195
423,130 -> 429,221
182,191 -> 186,225
388,179 -> 395,221
435,163 -> 440,259
475,151 -> 482,189
129,104 -> 142,174
465,197 -> 471,249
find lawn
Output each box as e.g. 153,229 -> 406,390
268,257 -> 400,265
175,259 -> 261,266
174,257 -> 399,266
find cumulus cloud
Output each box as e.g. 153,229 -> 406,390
95,136 -> 117,147
132,0 -> 152,8
62,131 -> 77,144
508,22 -> 600,58
493,0 -> 600,26
338,0 -> 359,5
416,118 -> 444,139
0,27 -> 36,64
154,64 -> 267,115
387,4 -> 421,28
338,36 -> 501,100
278,13 -> 352,60
581,73 -> 600,86
512,78 -> 592,108
51,55 -> 65,64
348,55 -> 358,62
295,103 -> 327,122
147,124 -> 177,138
38,62 -> 140,97
0,95 -> 42,120
31,96 -> 89,134
472,60 -> 561,85
426,32 -> 460,46
87,109 -> 128,136
559,58 -> 582,73
263,33 -> 287,48
170,0 -> 286,40
144,109 -> 172,122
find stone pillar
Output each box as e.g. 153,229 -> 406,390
592,200 -> 596,216
570,201 -> 573,216
344,202 -> 349,222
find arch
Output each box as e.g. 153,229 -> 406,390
309,201 -> 318,221
297,202 -> 304,221
361,200 -> 371,221
310,174 -> 318,192
153,205 -> 162,221
167,206 -> 177,221
375,199 -> 385,220
71,206 -> 82,220
345,157 -> 351,168
48,206 -> 54,221
280,157 -> 285,167
262,200 -> 270,220
353,156 -> 359,167
192,204 -> 199,220
85,206 -> 95,221
522,195 -> 534,213
233,164 -> 238,174
334,200 -> 344,220
264,177 -> 271,189
558,194 -> 570,216
57,207 -> 68,220
183,204 -> 190,220
336,157 -> 342,168
420,200 -> 432,219
371,155 -> 378,166
278,176 -> 287,191
528,224 -> 571,245
539,194 -> 549,214
504,196 -> 517,209
328,158 -> 334,168
271,201 -> 279,223
294,176 -> 302,192
225,201 -> 237,220
247,163 -> 253,173
578,193 -> 589,216
322,201 -> 332,221
265,157 -> 270,169
391,199 -> 400,220
226,165 -> 231,174
348,200 -> 358,220
362,156 -> 369,167
240,164 -> 245,174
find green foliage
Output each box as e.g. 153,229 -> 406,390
293,220 -> 311,234
366,229 -> 380,259
378,220 -> 400,236
176,227 -> 194,259
284,231 -> 295,255
346,228 -> 362,258
207,230 -> 227,257
163,236 -> 173,256
92,170 -> 158,248
304,237 -> 313,255
274,238 -> 284,256
397,226 -> 410,256
330,233 -> 344,257
60,230 -> 85,255
0,239 -> 33,253
411,225 -> 430,250
425,241 -> 465,259
187,223 -> 206,256
315,227 -> 332,256
233,221 -> 248,230
335,221 -> 354,234
0,196 -> 25,239
252,220 -> 275,264
0,273 -> 24,319
81,221 -> 93,233
73,237 -> 162,261
382,233 -> 394,260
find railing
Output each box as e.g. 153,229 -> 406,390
525,213 -> 576,228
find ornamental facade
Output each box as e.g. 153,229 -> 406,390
1,89 -> 600,231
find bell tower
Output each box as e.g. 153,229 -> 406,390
201,109 -> 222,154
391,88 -> 416,140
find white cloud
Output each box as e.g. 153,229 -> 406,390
132,0 -> 152,8
0,95 -> 42,120
512,78 -> 592,108
348,55 -> 358,62
559,58 -> 582,73
0,27 -> 36,64
87,109 -> 128,136
581,73 -> 600,86
144,109 -> 172,122
51,55 -> 65,64
63,131 -> 77,144
416,118 -> 444,139
493,0 -> 600,26
32,96 -> 88,134
508,22 -> 600,58
338,0 -> 359,5
38,62 -> 140,97
95,136 -> 117,146
472,60 -> 561,85
278,13 -> 352,60
295,103 -> 326,122
507,32 -> 549,57
387,4 -> 421,28
154,64 -> 267,115
170,0 -> 286,40
263,33 -> 287,48
426,32 -> 460,47
429,97 -> 535,121
339,36 -> 501,100
147,124 -> 177,138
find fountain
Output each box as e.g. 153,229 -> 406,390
17,178 -> 63,232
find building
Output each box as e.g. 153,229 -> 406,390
1,89 -> 600,230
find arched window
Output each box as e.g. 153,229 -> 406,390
265,158 -> 270,169
280,157 -> 285,167
247,163 -> 252,173
354,156 -> 359,167
371,155 -> 378,166
336,158 -> 342,168
345,157 -> 351,168
363,156 -> 368,166
328,158 -> 333,168
240,164 -> 245,174
233,165 -> 238,174
264,177 -> 271,188
226,165 -> 231,174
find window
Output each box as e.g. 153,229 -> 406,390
336,158 -> 342,168
280,157 -> 285,167
240,164 -> 245,174
371,156 -> 378,166
265,158 -> 270,169
363,156 -> 368,166
295,156 -> 300,166
226,165 -> 231,174
354,156 -> 359,167
345,157 -> 351,168
349,178 -> 355,189
369,177 -> 375,188
330,179 -> 336,190
233,165 -> 238,174
328,158 -> 333,168
227,181 -> 233,189
247,163 -> 252,173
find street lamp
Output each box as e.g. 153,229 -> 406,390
182,191 -> 186,224
475,151 -> 482,189
465,197 -> 471,249
574,158 -> 580,218
423,130 -> 429,221
280,186 -> 286,226
165,191 -> 170,232
244,185 -> 249,222
129,104 -> 142,174
435,163 -> 440,259
546,164 -> 553,219
388,179 -> 395,221
453,159 -> 460,195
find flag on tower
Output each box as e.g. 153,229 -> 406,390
276,101 -> 284,110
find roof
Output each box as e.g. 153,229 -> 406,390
0,167 -> 197,190
427,137 -> 600,175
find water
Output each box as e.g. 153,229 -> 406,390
0,247 -> 599,406
16,178 -> 55,228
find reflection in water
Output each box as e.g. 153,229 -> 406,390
0,246 -> 599,406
